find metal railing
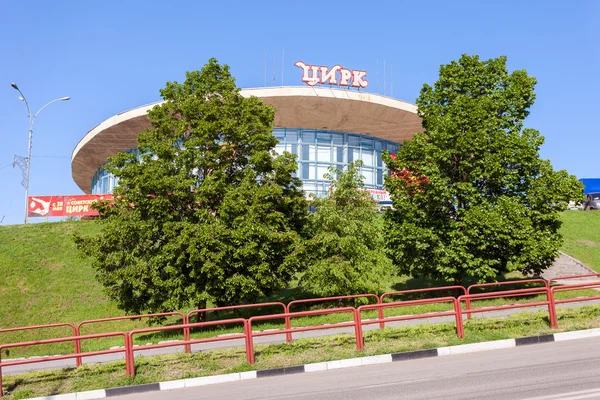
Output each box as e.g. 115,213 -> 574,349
465,279 -> 548,319
287,294 -> 380,340
459,286 -> 555,328
0,332 -> 128,397
76,312 -> 186,365
186,303 -> 287,347
380,287 -> 466,328
3,272 -> 600,395
358,297 -> 464,341
246,307 -> 361,364
127,319 -> 250,375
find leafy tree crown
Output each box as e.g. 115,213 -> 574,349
76,59 -> 308,314
298,162 -> 394,297
383,54 -> 583,284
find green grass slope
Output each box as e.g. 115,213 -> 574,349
1,211 -> 599,334
0,221 -> 117,331
559,211 -> 600,271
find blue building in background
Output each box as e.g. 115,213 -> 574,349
580,178 -> 600,194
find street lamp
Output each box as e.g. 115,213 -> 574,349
11,82 -> 70,224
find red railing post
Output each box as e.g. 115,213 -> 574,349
130,332 -> 135,375
547,285 -> 558,329
123,333 -> 129,376
453,298 -> 464,339
125,332 -> 133,376
247,319 -> 255,365
377,296 -> 385,330
0,351 -> 3,398
354,309 -> 364,350
284,305 -> 292,344
183,314 -> 191,353
243,320 -> 252,364
74,324 -> 83,367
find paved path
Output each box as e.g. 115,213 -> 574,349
4,299 -> 600,376
542,252 -> 597,282
111,336 -> 600,400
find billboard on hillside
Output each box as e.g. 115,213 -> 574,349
28,195 -> 113,217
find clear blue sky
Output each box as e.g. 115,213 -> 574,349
1,0 -> 598,225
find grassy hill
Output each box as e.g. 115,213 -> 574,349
559,211 -> 600,271
0,221 -> 117,331
1,212 -> 599,335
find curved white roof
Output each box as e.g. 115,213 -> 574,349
72,86 -> 422,193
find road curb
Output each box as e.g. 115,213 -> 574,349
24,327 -> 600,400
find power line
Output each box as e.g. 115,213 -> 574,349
31,155 -> 70,159
0,164 -> 12,171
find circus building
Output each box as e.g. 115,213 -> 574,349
71,62 -> 423,200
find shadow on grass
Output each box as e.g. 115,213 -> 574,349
6,367 -> 79,395
5,363 -> 131,399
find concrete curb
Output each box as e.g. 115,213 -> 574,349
24,327 -> 600,400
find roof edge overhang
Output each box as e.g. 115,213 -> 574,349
72,86 -> 422,193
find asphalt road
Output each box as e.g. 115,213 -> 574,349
112,337 -> 600,400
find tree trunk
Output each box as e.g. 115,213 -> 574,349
453,277 -> 464,298
192,300 -> 207,333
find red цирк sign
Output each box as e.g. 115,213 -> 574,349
28,195 -> 113,217
294,61 -> 368,88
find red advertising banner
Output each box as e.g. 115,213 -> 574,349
28,195 -> 113,217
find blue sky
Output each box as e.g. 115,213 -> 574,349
1,0 -> 598,225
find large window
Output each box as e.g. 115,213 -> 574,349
272,128 -> 400,197
91,129 -> 401,195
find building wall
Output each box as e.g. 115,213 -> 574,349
91,128 -> 400,196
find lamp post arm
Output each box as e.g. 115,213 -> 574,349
34,97 -> 70,120
14,87 -> 32,119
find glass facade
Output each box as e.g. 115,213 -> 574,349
91,164 -> 117,195
91,128 -> 401,196
91,148 -> 138,195
273,128 -> 399,197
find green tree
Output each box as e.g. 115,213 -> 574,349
75,59 -> 308,315
383,55 -> 583,285
298,162 -> 394,297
